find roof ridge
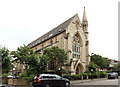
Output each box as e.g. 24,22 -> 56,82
28,14 -> 77,48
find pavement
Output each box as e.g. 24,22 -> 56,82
70,77 -> 107,85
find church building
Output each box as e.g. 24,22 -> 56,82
28,7 -> 90,75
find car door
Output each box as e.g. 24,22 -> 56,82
48,75 -> 56,86
54,75 -> 65,87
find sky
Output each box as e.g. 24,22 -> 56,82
0,0 -> 119,60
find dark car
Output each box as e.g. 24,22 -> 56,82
32,74 -> 70,87
107,72 -> 118,79
0,84 -> 16,87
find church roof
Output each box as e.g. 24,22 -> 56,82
28,14 -> 77,48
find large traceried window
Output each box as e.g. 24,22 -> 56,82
72,34 -> 80,59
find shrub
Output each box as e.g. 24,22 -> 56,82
63,74 -> 82,80
2,73 -> 9,77
63,75 -> 72,80
19,73 -> 27,78
71,74 -> 80,80
89,72 -> 100,79
99,71 -> 107,78
80,73 -> 87,79
94,72 -> 100,78
118,72 -> 120,76
22,74 -> 35,85
23,76 -> 33,85
84,70 -> 91,77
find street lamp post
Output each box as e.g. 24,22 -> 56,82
90,68 -> 94,80
91,53 -> 95,60
90,53 -> 95,80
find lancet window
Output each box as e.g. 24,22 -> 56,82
72,34 -> 80,59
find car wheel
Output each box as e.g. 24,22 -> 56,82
45,84 -> 50,87
65,82 -> 69,87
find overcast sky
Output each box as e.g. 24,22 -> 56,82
0,0 -> 119,60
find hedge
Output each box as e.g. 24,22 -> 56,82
63,74 -> 82,80
63,71 -> 107,80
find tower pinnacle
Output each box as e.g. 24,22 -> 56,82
82,7 -> 87,22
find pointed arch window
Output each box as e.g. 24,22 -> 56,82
72,34 -> 80,59
84,25 -> 86,31
83,25 -> 84,31
50,39 -> 53,45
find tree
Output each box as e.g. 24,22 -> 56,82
11,44 -> 50,75
11,44 -> 36,65
27,54 -> 50,75
0,46 -> 13,73
88,62 -> 99,73
11,44 -> 38,66
112,64 -> 120,71
43,46 -> 67,71
11,44 -> 39,75
91,54 -> 109,69
88,62 -> 99,80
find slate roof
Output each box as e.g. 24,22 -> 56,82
28,14 -> 77,48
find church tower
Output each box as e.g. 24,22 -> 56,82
82,7 -> 88,40
82,7 -> 90,65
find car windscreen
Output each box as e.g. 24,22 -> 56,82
55,75 -> 61,79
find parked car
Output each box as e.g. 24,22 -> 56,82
107,72 -> 118,79
0,84 -> 16,87
32,74 -> 70,87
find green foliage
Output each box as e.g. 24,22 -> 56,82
80,73 -> 88,79
43,46 -> 67,63
11,44 -> 37,65
19,73 -> 34,85
88,62 -> 99,73
3,73 -> 9,77
63,75 -> 73,80
112,64 -> 120,71
28,55 -> 50,75
43,46 -> 67,71
63,74 -> 82,80
99,71 -> 107,78
38,55 -> 50,71
11,44 -> 40,75
84,70 -> 91,76
56,69 -> 69,76
0,46 -> 13,73
71,74 -> 80,80
19,72 -> 27,78
91,54 -> 109,69
63,71 -> 106,80
94,72 -> 100,78
23,74 -> 34,85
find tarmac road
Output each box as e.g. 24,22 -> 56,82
15,77 -> 120,87
71,76 -> 120,87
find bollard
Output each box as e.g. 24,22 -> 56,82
7,75 -> 13,85
87,75 -> 89,79
81,75 -> 83,80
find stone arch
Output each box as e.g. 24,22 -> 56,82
72,31 -> 83,59
75,63 -> 84,74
